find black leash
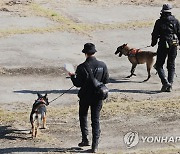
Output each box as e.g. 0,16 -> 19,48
138,45 -> 151,50
49,85 -> 75,103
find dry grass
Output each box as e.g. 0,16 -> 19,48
1,97 -> 180,153
81,20 -> 154,31
30,3 -> 72,24
29,3 -> 91,35
102,96 -> 180,119
29,3 -> 156,31
0,109 -> 28,124
0,0 -> 180,38
48,105 -> 79,120
0,1 -> 158,37
0,20 -> 155,38
1,97 -> 180,125
0,26 -> 67,37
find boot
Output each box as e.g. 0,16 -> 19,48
91,145 -> 98,153
91,141 -> 98,153
78,138 -> 90,147
161,83 -> 171,92
166,83 -> 172,92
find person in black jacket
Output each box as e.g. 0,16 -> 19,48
68,43 -> 109,153
151,4 -> 180,92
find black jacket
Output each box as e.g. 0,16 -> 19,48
151,13 -> 180,46
71,56 -> 109,99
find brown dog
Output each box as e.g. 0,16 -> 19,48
115,44 -> 156,81
30,93 -> 49,138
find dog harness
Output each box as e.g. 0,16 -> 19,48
128,48 -> 141,64
32,99 -> 47,112
30,99 -> 47,122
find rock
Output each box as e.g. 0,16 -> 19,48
0,8 -> 10,12
6,0 -> 32,6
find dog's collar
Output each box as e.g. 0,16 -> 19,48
36,98 -> 46,104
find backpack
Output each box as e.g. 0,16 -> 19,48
85,63 -> 109,100
160,17 -> 179,47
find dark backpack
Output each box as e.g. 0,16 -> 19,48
160,18 -> 179,47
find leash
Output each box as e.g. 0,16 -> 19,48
138,45 -> 151,50
49,85 -> 75,103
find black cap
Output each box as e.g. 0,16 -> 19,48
82,43 -> 97,54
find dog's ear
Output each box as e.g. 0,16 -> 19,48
124,43 -> 128,46
44,93 -> 47,98
37,93 -> 42,98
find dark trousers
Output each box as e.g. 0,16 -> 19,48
79,98 -> 102,144
156,42 -> 177,85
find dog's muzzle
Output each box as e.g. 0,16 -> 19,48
118,52 -> 123,57
115,50 -> 119,55
115,49 -> 123,57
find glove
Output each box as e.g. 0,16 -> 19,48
151,39 -> 157,47
151,43 -> 155,47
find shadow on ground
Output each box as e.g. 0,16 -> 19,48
109,78 -> 160,94
0,147 -> 93,153
109,77 -> 152,83
13,78 -> 160,95
13,89 -> 78,95
110,89 -> 160,94
0,125 -> 29,140
0,125 -> 92,153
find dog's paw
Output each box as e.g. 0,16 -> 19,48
41,126 -> 47,129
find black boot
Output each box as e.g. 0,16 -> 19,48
156,67 -> 170,92
78,138 -> 90,147
166,83 -> 172,92
161,83 -> 171,92
91,142 -> 98,153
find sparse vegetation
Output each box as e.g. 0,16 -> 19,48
1,97 -> 180,125
0,108 -> 28,123
0,0 -> 180,153
0,26 -> 66,37
0,1 -> 157,37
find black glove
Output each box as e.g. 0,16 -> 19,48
151,42 -> 156,47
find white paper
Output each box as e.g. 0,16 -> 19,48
64,63 -> 75,74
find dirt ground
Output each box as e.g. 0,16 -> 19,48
1,0 -> 180,153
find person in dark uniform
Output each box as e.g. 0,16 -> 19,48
151,4 -> 180,92
68,43 -> 109,153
